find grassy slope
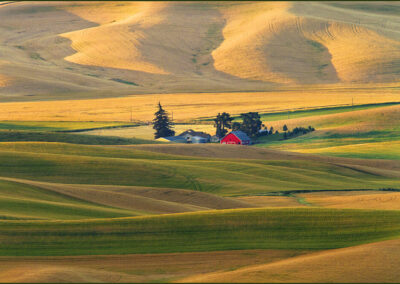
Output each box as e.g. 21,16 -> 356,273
0,179 -> 138,220
256,104 -> 400,159
0,142 -> 398,196
0,130 -> 158,145
300,141 -> 400,160
0,176 -> 253,215
1,208 -> 399,256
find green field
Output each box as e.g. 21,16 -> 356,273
0,179 -> 136,220
0,130 -> 158,145
291,141 -> 400,160
257,129 -> 400,160
0,102 -> 398,265
0,142 -> 398,196
254,103 -> 400,160
1,208 -> 399,256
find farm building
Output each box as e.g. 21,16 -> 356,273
178,129 -> 211,143
210,135 -> 220,143
220,131 -> 251,145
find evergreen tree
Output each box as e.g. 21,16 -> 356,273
152,102 -> 175,139
240,112 -> 262,137
283,124 -> 288,139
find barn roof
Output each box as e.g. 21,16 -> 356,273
230,131 -> 251,141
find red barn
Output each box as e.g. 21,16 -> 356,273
220,131 -> 251,145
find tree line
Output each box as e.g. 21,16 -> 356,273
152,103 -> 315,140
214,112 -> 264,138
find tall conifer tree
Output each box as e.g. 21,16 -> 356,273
153,102 -> 175,139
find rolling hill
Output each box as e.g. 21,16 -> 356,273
0,142 -> 398,196
1,207 -> 400,256
180,238 -> 400,283
0,1 -> 400,100
0,176 -> 253,217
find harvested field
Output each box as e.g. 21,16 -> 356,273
233,196 -> 305,208
180,239 -> 400,283
299,191 -> 400,210
0,249 -> 309,283
0,91 -> 397,121
1,2 -> 400,98
0,74 -> 11,88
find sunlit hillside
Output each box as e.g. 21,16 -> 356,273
1,1 -> 400,100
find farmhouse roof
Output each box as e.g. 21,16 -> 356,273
230,131 -> 251,141
178,129 -> 211,138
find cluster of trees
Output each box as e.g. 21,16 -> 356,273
214,112 -> 264,138
213,112 -> 233,138
282,125 -> 315,139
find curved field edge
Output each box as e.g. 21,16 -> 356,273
1,208 -> 399,256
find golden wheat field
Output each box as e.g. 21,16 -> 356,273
0,249 -> 309,283
1,1 -> 400,99
180,239 -> 400,283
0,90 -> 398,122
298,191 -> 400,210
